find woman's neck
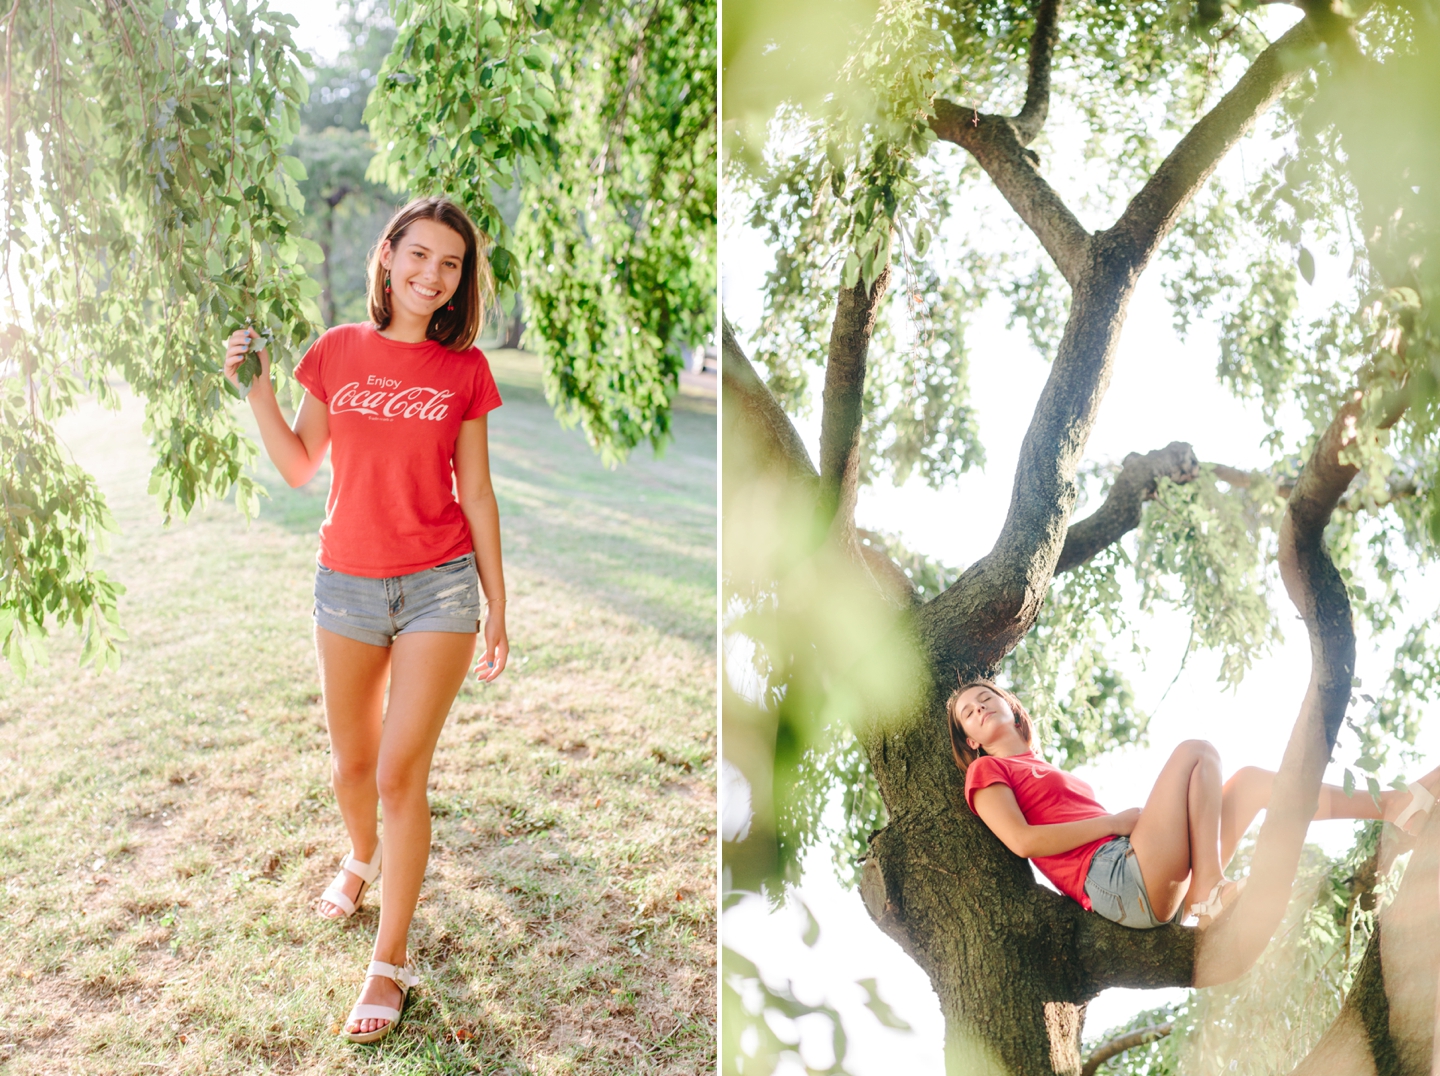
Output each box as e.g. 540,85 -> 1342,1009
983,732 -> 1032,759
379,309 -> 430,343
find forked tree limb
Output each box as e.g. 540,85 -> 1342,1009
1054,442 -> 1200,574
1106,18 -> 1317,267
931,101 -> 1092,287
920,18 -> 1321,676
1013,0 -> 1062,145
818,268 -> 891,543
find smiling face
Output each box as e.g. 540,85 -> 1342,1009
379,217 -> 467,325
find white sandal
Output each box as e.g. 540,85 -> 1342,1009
318,845 -> 382,920
1393,780 -> 1435,834
343,960 -> 419,1044
1189,876 -> 1245,926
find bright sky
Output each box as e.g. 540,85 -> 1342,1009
720,21 -> 1440,1072
265,0 -> 352,64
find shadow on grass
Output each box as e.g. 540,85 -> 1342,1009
246,352 -> 716,648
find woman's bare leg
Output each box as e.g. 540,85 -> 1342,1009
315,626 -> 391,918
345,630 -> 475,1036
1220,762 -> 1440,869
1129,740 -> 1227,923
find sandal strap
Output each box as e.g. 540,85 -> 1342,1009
1394,780 -> 1435,831
320,882 -> 359,916
366,960 -> 419,990
343,846 -> 383,885
1191,877 -> 1245,919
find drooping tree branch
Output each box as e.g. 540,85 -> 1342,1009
1054,442 -> 1200,574
1080,1023 -> 1173,1076
1107,18 -> 1317,265
817,268 -> 891,542
721,316 -> 818,491
931,101 -> 1091,287
1013,0 -> 1062,145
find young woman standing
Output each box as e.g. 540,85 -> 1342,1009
223,197 -> 508,1042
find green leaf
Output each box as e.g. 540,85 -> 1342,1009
1297,246 -> 1315,285
280,155 -> 307,182
857,978 -> 912,1031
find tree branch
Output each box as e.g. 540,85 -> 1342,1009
1193,388 -> 1406,987
1080,1024 -> 1173,1076
721,316 -> 818,490
1054,442 -> 1199,574
817,269 -> 890,542
931,100 -> 1091,287
1106,18 -> 1317,265
1013,0 -> 1062,145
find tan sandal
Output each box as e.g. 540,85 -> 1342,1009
343,960 -> 419,1044
1393,780 -> 1435,834
1189,876 -> 1245,927
318,845 -> 382,920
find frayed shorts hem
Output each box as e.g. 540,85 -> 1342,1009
313,614 -> 479,648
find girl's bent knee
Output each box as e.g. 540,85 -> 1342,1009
1177,739 -> 1220,763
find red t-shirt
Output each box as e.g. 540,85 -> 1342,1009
293,323 -> 502,577
964,751 -> 1114,910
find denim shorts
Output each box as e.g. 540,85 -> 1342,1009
313,553 -> 482,647
1083,836 -> 1183,929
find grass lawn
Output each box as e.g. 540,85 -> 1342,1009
0,351 -> 716,1075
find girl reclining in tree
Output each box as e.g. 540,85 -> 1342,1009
949,680 -> 1440,929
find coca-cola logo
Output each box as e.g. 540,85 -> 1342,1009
331,378 -> 455,421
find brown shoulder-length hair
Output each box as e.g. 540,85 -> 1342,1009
946,678 -> 1036,783
366,196 -> 496,351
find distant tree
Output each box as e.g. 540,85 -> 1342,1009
292,0 -> 401,327
722,0 -> 1440,1072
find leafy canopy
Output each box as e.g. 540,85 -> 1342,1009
365,0 -> 717,463
1,1 -> 321,673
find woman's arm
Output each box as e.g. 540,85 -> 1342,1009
223,330 -> 329,487
454,414 -> 508,681
972,784 -> 1138,859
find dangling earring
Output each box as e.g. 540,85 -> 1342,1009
384,272 -> 392,294
446,302 -> 454,312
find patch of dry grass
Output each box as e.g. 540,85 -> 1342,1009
0,352 -> 716,1074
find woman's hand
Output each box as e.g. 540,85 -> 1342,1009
223,328 -> 272,396
475,602 -> 508,682
1109,807 -> 1142,836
